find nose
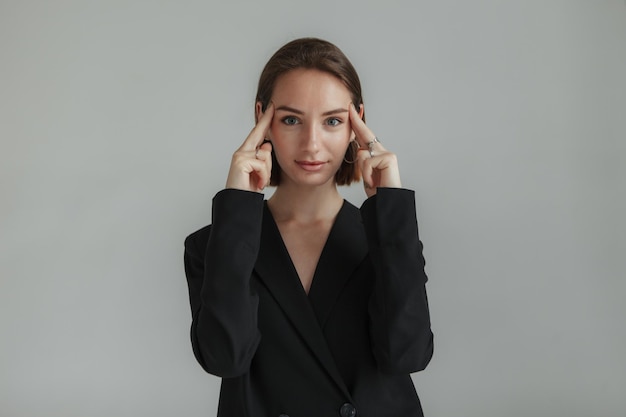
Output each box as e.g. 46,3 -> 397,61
301,124 -> 320,153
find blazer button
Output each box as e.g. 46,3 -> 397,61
339,402 -> 356,417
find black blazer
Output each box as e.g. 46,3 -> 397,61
184,188 -> 433,417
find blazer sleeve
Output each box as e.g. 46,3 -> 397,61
183,189 -> 264,378
360,187 -> 434,374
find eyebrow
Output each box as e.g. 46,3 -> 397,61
275,105 -> 348,116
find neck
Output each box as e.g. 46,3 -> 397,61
268,181 -> 343,223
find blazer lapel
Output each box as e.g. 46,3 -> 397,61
254,202 -> 356,401
308,201 -> 368,328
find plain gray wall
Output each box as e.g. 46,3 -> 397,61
1,1 -> 625,416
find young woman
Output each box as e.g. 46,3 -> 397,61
184,38 -> 433,417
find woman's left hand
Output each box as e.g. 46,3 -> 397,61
349,103 -> 402,198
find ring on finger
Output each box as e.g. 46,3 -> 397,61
367,136 -> 380,157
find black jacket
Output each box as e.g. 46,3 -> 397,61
184,188 -> 433,417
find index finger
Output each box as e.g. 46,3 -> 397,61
241,102 -> 274,151
349,103 -> 376,149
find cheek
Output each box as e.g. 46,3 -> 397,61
267,120 -> 278,140
268,124 -> 293,146
267,125 -> 295,161
328,125 -> 352,146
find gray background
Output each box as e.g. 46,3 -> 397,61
1,1 -> 625,416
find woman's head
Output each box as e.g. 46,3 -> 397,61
256,38 -> 363,186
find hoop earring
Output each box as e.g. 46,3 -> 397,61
343,140 -> 359,164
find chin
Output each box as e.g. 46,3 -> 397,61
295,175 -> 336,188
284,169 -> 338,188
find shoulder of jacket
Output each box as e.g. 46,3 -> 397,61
184,224 -> 212,249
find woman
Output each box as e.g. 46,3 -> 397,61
184,38 -> 433,417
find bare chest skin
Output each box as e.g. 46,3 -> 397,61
275,219 -> 334,294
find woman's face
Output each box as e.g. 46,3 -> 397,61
266,69 -> 354,188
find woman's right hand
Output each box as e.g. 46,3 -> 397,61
225,102 -> 274,192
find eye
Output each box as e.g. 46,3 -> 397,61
282,116 -> 299,125
325,117 -> 342,127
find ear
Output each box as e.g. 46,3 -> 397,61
255,101 -> 265,123
350,103 -> 364,141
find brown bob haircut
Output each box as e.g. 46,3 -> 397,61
255,37 -> 364,186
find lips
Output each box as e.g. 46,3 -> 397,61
296,160 -> 326,172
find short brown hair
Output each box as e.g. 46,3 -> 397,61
256,38 -> 363,186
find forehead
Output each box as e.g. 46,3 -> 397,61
272,69 -> 351,107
